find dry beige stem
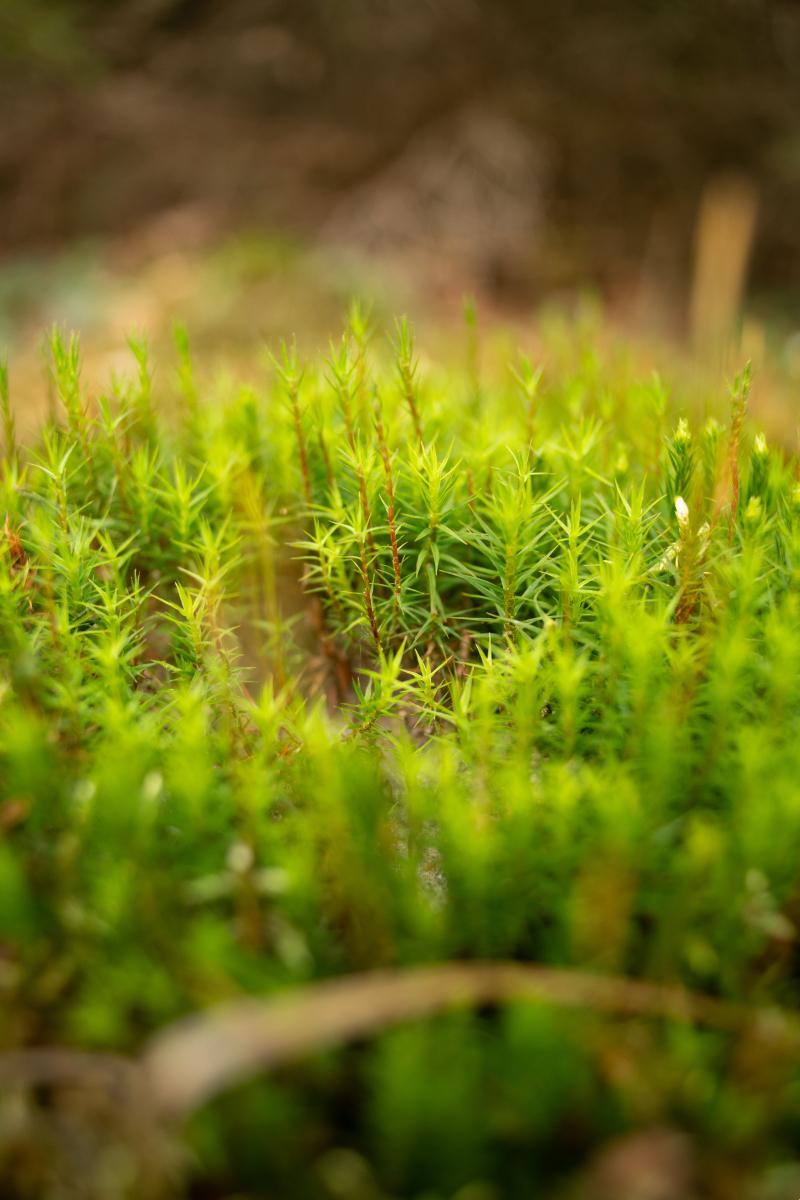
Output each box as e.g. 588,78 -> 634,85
1,963 -> 797,1128
690,174 -> 758,355
139,962 -> 798,1119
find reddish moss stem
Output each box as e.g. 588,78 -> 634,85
373,390 -> 402,617
359,536 -> 382,654
289,385 -> 312,507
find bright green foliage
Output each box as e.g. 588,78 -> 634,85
2,322 -> 800,1198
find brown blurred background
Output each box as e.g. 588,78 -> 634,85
1,0 -> 799,351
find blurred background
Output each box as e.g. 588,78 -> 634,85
1,0 -> 800,379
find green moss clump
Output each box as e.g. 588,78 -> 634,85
1,324 -> 799,1198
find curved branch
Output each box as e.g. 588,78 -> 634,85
140,962 -> 800,1119
2,962 -> 798,1125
